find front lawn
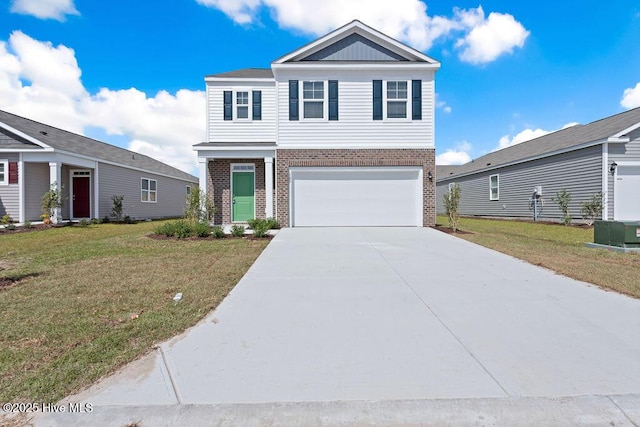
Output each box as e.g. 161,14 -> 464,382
0,221 -> 269,403
437,215 -> 640,299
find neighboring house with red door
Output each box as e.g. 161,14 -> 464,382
194,20 -> 440,227
435,107 -> 640,222
0,110 -> 197,223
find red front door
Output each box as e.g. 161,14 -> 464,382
73,176 -> 91,218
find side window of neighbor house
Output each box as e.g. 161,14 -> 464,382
0,160 -> 6,185
141,178 -> 157,203
489,174 -> 499,200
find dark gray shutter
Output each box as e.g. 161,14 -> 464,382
373,80 -> 382,120
289,80 -> 299,121
328,80 -> 338,121
223,91 -> 232,121
412,80 -> 422,120
252,90 -> 262,120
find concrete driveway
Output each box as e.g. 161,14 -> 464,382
36,227 -> 640,426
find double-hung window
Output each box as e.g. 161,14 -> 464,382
489,174 -> 499,200
0,160 -> 6,185
236,91 -> 249,119
303,81 -> 324,119
386,81 -> 408,119
141,178 -> 157,203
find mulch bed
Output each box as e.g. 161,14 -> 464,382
147,233 -> 274,241
432,225 -> 474,235
0,224 -> 54,234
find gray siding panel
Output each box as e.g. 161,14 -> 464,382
98,163 -> 191,220
303,34 -> 407,61
0,153 -> 19,219
607,135 -> 640,219
24,163 -> 50,221
437,146 -> 603,222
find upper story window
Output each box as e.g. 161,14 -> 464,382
236,92 -> 249,119
489,174 -> 499,200
141,178 -> 157,203
386,81 -> 408,119
223,90 -> 262,121
0,160 -> 6,185
303,81 -> 324,119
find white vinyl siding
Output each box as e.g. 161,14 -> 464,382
276,69 -> 435,147
141,178 -> 157,203
490,174 -> 499,200
0,160 -> 7,185
0,154 -> 18,218
207,81 -> 276,142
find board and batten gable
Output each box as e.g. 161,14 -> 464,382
436,145 -> 603,221
0,152 -> 19,219
607,129 -> 640,219
98,162 -> 193,220
274,68 -> 435,147
206,79 -> 276,143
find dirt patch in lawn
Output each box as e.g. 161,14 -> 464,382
432,225 -> 474,235
0,273 -> 39,291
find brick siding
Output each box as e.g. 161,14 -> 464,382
275,148 -> 436,227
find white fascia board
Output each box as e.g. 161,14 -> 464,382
610,121 -> 640,139
0,148 -> 53,153
272,62 -> 440,73
607,137 -> 631,143
0,121 -> 52,148
278,143 -> 434,149
205,77 -> 275,83
439,139 -> 607,182
273,20 -> 439,64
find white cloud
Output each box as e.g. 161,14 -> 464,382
496,122 -> 578,151
10,0 -> 79,21
436,141 -> 472,165
196,0 -> 528,62
621,82 -> 640,109
0,32 -> 204,175
455,7 -> 529,64
436,94 -> 452,113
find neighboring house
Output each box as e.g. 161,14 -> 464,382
0,110 -> 198,223
194,20 -> 440,227
436,107 -> 640,222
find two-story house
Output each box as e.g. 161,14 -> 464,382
194,20 -> 440,227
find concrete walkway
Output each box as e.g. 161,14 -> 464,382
35,227 -> 640,426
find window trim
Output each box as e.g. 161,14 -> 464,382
0,160 -> 7,186
301,80 -> 327,121
235,90 -> 250,120
489,174 -> 499,200
383,80 -> 411,121
141,177 -> 158,203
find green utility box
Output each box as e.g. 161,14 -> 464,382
594,220 -> 640,248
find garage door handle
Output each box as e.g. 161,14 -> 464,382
232,198 -> 235,204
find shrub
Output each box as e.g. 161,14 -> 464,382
246,218 -> 260,229
23,220 -> 33,229
154,221 -> 178,237
111,195 -> 124,222
41,183 -> 64,222
248,217 -> 280,231
194,221 -> 211,238
552,189 -> 572,225
90,218 -> 102,225
230,225 -> 245,237
581,192 -> 604,227
1,214 -> 13,225
102,216 -> 110,224
211,226 -> 226,239
174,220 -> 193,239
184,189 -> 217,223
78,218 -> 90,227
252,221 -> 270,238
443,183 -> 462,232
265,217 -> 280,229
6,224 -> 16,231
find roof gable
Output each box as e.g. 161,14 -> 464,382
273,20 -> 439,65
0,128 -> 42,149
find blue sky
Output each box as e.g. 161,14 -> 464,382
1,0 -> 639,173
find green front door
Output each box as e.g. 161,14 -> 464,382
232,171 -> 255,222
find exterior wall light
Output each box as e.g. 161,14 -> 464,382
427,171 -> 433,181
609,162 -> 617,175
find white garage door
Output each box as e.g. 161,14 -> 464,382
614,165 -> 640,220
290,167 -> 422,227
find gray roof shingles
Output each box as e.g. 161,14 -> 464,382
438,107 -> 640,181
0,110 -> 197,182
206,68 -> 273,79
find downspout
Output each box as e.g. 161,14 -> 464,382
602,142 -> 608,220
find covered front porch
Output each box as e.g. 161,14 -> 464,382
195,143 -> 276,225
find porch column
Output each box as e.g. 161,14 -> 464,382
264,157 -> 274,218
198,158 -> 209,219
18,154 -> 25,223
48,161 -> 62,223
94,162 -> 100,219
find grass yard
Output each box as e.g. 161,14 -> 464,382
437,215 -> 640,299
0,221 -> 269,404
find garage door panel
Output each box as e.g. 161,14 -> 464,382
291,168 -> 422,227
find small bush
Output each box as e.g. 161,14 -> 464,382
1,214 -> 13,225
230,225 -> 245,237
78,218 -> 90,227
154,221 -> 178,237
581,192 -> 604,226
246,218 -> 260,229
252,221 -> 270,238
184,189 -> 217,222
265,217 -> 280,229
6,224 -> 16,231
194,221 -> 211,238
211,226 -> 226,239
102,216 -> 110,224
443,183 -> 462,232
552,189 -> 572,225
248,217 -> 279,231
23,220 -> 33,229
90,218 -> 102,225
111,195 -> 124,222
